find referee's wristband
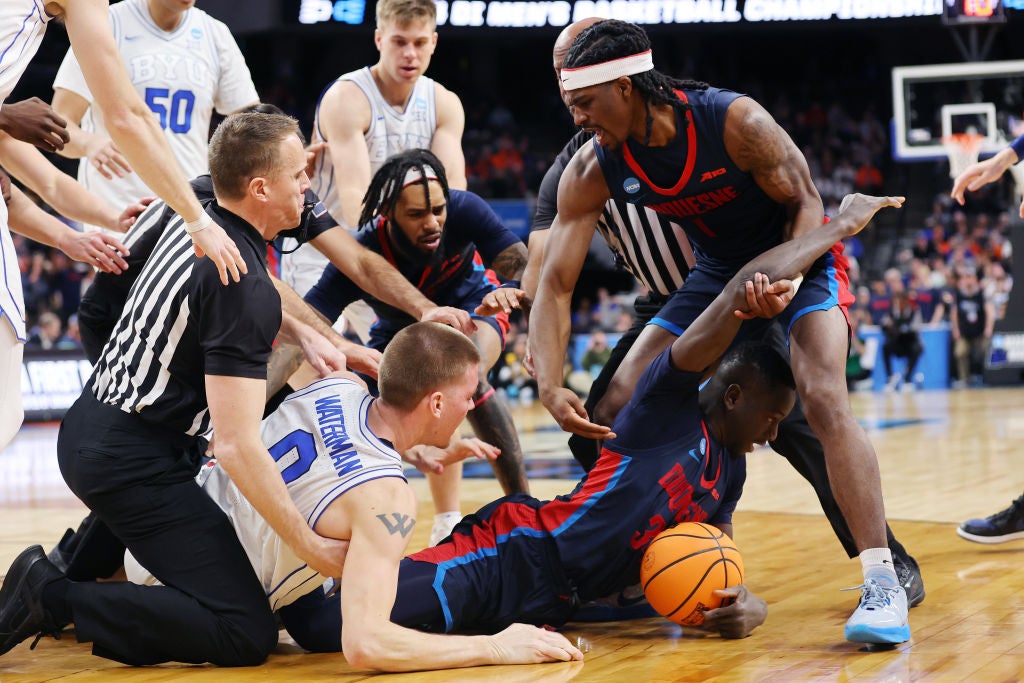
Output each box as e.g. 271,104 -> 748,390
1010,134 -> 1024,164
499,280 -> 521,289
185,212 -> 214,235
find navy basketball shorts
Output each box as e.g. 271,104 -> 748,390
406,494 -> 579,633
649,243 -> 853,340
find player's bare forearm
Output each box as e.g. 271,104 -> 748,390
489,243 -> 528,282
272,276 -> 343,344
350,249 -> 437,319
736,195 -> 901,287
265,344 -> 305,399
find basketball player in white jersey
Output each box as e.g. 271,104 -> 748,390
0,0 -> 245,452
126,323 -> 582,671
51,0 -> 260,234
286,0 -> 467,301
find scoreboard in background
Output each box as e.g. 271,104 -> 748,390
942,0 -> 1007,24
295,0 -> 956,27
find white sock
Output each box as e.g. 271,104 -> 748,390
860,547 -> 897,585
433,511 -> 462,529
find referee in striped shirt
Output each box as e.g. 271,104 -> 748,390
0,113 -> 346,665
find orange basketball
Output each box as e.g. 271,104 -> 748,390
640,522 -> 744,626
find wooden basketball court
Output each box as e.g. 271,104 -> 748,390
1,388 -> 1022,681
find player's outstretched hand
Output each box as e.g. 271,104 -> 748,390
299,330 -> 348,378
835,193 -> 904,236
951,154 -> 1010,206
734,272 -> 797,320
0,97 -> 69,152
487,624 -> 585,664
541,386 -> 616,440
701,585 -> 767,639
190,220 -> 248,285
420,305 -> 476,337
337,340 -> 381,380
475,287 -> 527,316
86,135 -> 133,180
445,437 -> 500,464
60,229 -> 130,274
114,197 -> 155,233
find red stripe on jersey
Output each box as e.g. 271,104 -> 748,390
622,89 -> 697,196
538,447 -> 624,531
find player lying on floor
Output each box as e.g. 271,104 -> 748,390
125,322 -> 583,671
270,194 -> 907,651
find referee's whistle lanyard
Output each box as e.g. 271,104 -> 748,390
271,199 -> 318,255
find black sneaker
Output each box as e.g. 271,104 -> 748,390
891,547 -> 925,608
0,546 -> 64,655
957,495 -> 1024,544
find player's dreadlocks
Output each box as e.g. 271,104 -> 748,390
358,148 -> 450,228
563,20 -> 709,145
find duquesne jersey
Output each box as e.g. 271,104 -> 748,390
53,0 -> 257,229
0,0 -> 55,341
594,87 -> 788,276
125,377 -> 406,610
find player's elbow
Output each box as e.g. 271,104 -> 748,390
102,102 -> 156,141
341,632 -> 392,671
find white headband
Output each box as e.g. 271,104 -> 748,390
560,50 -> 654,91
402,164 -> 439,188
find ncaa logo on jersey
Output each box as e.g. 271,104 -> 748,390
623,177 -> 641,194
191,28 -> 202,39
415,97 -> 427,109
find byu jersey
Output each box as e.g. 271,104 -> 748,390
282,67 -> 437,311
53,0 -> 257,230
125,377 -> 406,610
0,0 -> 54,340
310,67 -> 438,226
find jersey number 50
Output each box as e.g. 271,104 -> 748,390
144,87 -> 196,134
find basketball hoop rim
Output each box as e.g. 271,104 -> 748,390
941,133 -> 986,152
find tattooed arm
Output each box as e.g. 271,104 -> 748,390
328,479 -> 581,671
723,96 -> 824,241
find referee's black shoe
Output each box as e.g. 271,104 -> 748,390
890,543 -> 925,608
0,546 -> 64,655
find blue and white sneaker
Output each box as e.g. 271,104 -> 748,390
844,578 -> 910,644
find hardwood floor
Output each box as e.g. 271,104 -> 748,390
1,387 -> 1022,682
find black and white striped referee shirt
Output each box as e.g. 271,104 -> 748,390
90,203 -> 281,436
532,129 -> 695,297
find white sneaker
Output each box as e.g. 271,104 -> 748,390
429,512 -> 462,547
884,374 -> 901,393
844,578 -> 911,644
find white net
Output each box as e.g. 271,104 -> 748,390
943,133 -> 985,180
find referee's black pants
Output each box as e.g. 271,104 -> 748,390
568,296 -> 897,560
56,392 -> 277,666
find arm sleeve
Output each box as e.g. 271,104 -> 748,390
447,190 -> 521,264
302,263 -> 362,324
211,19 -> 259,114
303,190 -> 338,241
195,264 -> 280,379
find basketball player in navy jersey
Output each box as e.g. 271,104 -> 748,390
303,150 -> 530,519
530,20 -> 910,644
518,18 -> 923,616
279,194 -> 905,651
